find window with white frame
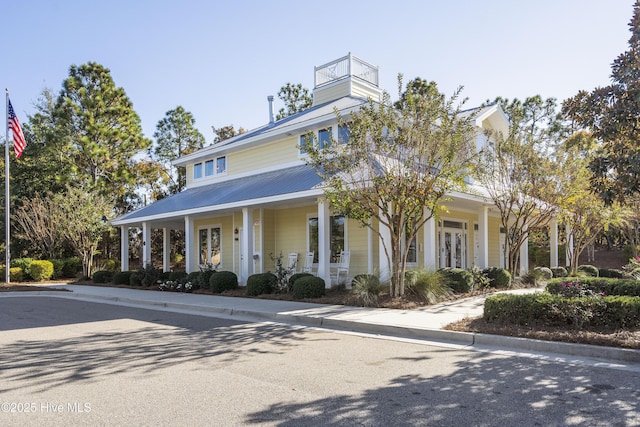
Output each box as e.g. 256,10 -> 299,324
298,128 -> 336,155
338,124 -> 350,144
199,226 -> 221,267
194,156 -> 227,180
308,215 -> 345,263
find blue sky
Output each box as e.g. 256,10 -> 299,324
3,0 -> 636,143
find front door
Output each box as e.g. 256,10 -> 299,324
439,220 -> 467,269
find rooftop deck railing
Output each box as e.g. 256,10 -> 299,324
314,53 -> 379,88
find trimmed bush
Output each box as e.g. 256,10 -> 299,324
598,268 -> 627,279
199,270 -> 216,289
92,270 -> 113,283
577,264 -> 599,277
351,274 -> 382,307
102,259 -> 120,272
62,257 -> 82,278
1,267 -> 25,282
289,273 -> 314,291
169,271 -> 188,283
293,276 -> 326,299
210,271 -> 238,293
186,271 -> 202,288
484,293 -> 640,330
246,273 -> 276,296
129,271 -> 143,287
439,268 -> 473,293
546,277 -> 640,297
30,260 -> 54,281
550,266 -> 568,278
532,266 -> 553,280
11,258 -> 33,278
50,259 -> 65,279
483,267 -> 511,288
113,271 -> 133,285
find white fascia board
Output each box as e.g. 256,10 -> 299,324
173,103 -> 363,167
110,188 -> 324,227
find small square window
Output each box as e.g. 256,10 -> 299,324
194,163 -> 203,179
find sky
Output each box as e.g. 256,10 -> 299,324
3,0 -> 637,145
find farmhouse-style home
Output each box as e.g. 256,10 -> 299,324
112,53 -> 564,285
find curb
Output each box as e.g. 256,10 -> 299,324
2,290 -> 638,364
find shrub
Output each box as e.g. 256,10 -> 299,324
598,268 -> 627,279
62,257 -> 82,278
293,276 -> 326,299
484,293 -> 640,330
199,270 -> 216,289
210,271 -> 238,293
113,271 -> 133,285
138,265 -> 162,287
546,277 -> 640,297
129,271 -> 143,286
246,273 -> 276,296
439,268 -> 473,293
3,267 -> 24,282
405,269 -> 453,304
187,271 -> 202,288
550,266 -> 568,278
11,258 -> 33,278
577,264 -> 599,277
351,274 -> 382,307
469,265 -> 490,290
29,260 -> 54,281
289,273 -> 313,291
92,270 -> 113,284
483,267 -> 511,288
169,271 -> 188,283
532,266 -> 553,281
101,259 -> 120,272
49,259 -> 65,279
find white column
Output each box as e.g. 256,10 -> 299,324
477,206 -> 489,269
317,199 -> 331,287
185,215 -> 194,273
142,222 -> 152,268
519,226 -> 529,276
550,219 -> 558,268
367,219 -> 374,274
423,213 -> 436,270
378,207 -> 391,283
120,226 -> 129,272
566,223 -> 574,268
241,208 -> 254,283
162,227 -> 170,272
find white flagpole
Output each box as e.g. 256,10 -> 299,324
5,89 -> 10,284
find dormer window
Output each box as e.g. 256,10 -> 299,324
298,128 -> 340,156
318,128 -> 332,150
194,156 -> 227,180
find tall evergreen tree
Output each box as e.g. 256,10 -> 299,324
275,83 -> 312,120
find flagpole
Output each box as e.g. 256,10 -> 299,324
5,89 -> 10,284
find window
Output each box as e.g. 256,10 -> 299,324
216,156 -> 226,174
338,124 -> 350,144
318,128 -> 332,150
205,160 -> 214,176
299,133 -> 312,155
199,226 -> 221,267
194,156 -> 226,180
405,222 -> 417,264
308,215 -> 345,263
194,163 -> 203,179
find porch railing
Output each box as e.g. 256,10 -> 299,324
315,53 -> 379,88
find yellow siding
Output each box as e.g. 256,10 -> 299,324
313,80 -> 351,105
273,206 -> 315,257
488,217 -> 502,267
347,218 -> 369,276
351,80 -> 382,102
230,137 -> 300,175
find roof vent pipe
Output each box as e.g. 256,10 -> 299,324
267,95 -> 275,125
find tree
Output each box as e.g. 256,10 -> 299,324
304,76 -> 478,297
13,193 -> 64,260
53,62 -> 152,211
53,186 -> 113,278
152,106 -> 206,194
212,125 -> 246,143
562,1 -> 640,204
477,96 -> 566,275
275,83 -> 312,120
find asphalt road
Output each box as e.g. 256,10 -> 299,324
0,296 -> 639,426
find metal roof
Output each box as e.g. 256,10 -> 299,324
113,165 -> 323,225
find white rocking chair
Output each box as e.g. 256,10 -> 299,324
302,251 -> 315,274
331,250 -> 350,284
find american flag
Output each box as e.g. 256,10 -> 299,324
8,100 -> 26,158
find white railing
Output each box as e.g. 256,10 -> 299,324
314,53 -> 379,88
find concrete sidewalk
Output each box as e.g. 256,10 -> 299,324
2,284 -> 639,364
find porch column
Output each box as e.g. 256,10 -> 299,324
142,221 -> 151,268
378,207 -> 391,283
477,206 -> 489,269
367,219 -> 374,274
317,199 -> 331,287
550,218 -> 558,268
120,226 -> 129,272
162,227 -> 170,272
184,215 -> 194,273
241,208 -> 255,283
566,223 -> 574,268
423,212 -> 437,270
519,226 -> 529,276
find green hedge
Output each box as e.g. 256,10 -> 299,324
11,258 -> 33,277
0,267 -> 25,282
484,293 -> 640,330
113,271 -> 133,285
30,260 -> 54,281
93,270 -> 113,283
169,271 -> 188,283
483,267 -> 512,288
577,264 -> 599,277
62,257 -> 82,278
50,259 -> 65,279
598,268 -> 628,279
547,277 -> 640,297
210,271 -> 238,293
439,268 -> 473,293
550,267 -> 568,278
289,273 -> 314,291
246,273 -> 276,296
292,276 -> 326,299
